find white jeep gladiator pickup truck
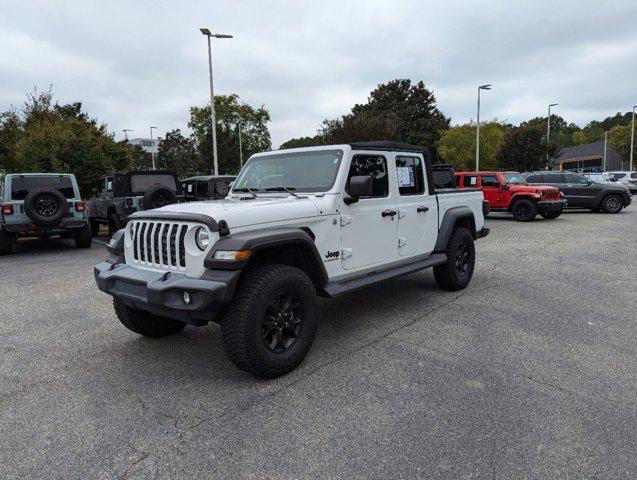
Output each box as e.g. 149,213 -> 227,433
95,141 -> 489,377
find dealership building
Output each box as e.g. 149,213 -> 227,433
551,142 -> 622,172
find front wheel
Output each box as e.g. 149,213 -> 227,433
0,231 -> 14,255
511,199 -> 538,222
113,297 -> 186,337
220,264 -> 318,378
434,227 -> 476,291
602,194 -> 624,214
540,209 -> 562,220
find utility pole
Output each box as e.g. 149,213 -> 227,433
603,131 -> 608,172
630,105 -> 636,171
476,84 -> 492,170
238,122 -> 243,169
122,129 -> 132,140
150,126 -> 157,170
547,103 -> 558,167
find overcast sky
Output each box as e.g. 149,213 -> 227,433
1,0 -> 636,148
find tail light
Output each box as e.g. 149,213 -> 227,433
2,204 -> 13,215
75,202 -> 86,212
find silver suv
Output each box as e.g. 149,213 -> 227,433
605,171 -> 637,195
0,173 -> 92,255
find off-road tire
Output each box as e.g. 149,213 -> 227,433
511,199 -> 538,222
220,264 -> 318,378
108,214 -> 121,238
0,231 -> 14,255
23,187 -> 68,227
602,194 -> 623,214
141,185 -> 177,210
75,224 -> 92,248
434,227 -> 475,291
540,209 -> 562,220
113,297 -> 186,337
90,218 -> 100,236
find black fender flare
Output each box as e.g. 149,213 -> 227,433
434,206 -> 476,252
204,227 -> 329,287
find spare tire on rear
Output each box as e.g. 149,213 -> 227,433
141,185 -> 177,210
23,187 -> 68,227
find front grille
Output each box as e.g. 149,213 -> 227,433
542,189 -> 559,200
130,220 -> 188,270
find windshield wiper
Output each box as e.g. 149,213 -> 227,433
233,187 -> 260,198
265,186 -> 301,198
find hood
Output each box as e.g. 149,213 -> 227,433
154,195 -> 321,228
509,184 -> 558,193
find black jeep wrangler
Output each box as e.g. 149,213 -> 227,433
181,175 -> 236,202
87,171 -> 182,237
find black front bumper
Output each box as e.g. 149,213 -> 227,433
94,260 -> 240,325
537,199 -> 567,212
1,219 -> 88,235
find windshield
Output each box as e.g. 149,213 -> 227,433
130,174 -> 177,195
10,175 -> 76,200
233,149 -> 344,193
502,173 -> 526,185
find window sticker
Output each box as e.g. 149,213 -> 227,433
187,184 -> 193,193
397,167 -> 415,188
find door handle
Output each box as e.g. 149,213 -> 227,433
381,209 -> 397,217
416,206 -> 429,213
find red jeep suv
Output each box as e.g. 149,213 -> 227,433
455,171 -> 567,221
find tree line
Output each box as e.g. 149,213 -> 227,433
281,79 -> 635,172
0,88 -> 271,195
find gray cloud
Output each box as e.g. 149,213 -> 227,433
1,0 -> 635,148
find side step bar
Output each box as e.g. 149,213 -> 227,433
323,253 -> 448,298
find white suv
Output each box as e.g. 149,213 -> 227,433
606,171 -> 637,195
95,142 -> 489,377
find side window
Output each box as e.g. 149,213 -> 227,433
631,173 -> 637,179
612,173 -> 626,179
395,156 -> 425,195
526,175 -> 543,183
480,175 -> 499,187
347,155 -> 388,198
113,176 -> 124,195
463,175 -> 477,187
565,173 -> 587,184
106,177 -> 113,193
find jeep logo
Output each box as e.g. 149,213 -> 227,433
324,250 -> 339,261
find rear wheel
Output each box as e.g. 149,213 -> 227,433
90,218 -> 100,236
511,199 -> 538,222
602,194 -> 623,214
433,227 -> 475,291
75,224 -> 92,248
108,214 -> 121,238
113,297 -> 186,337
0,231 -> 14,255
220,264 -> 318,378
540,209 -> 562,219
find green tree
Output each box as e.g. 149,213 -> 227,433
0,109 -> 23,173
608,124 -> 631,164
571,131 -> 588,145
157,129 -> 198,174
522,115 -> 581,148
129,143 -> 152,170
496,124 -> 557,172
188,94 -> 271,174
437,121 -> 507,171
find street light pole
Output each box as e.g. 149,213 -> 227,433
238,122 -> 243,169
122,129 -> 132,140
150,126 -> 157,170
603,131 -> 608,171
547,103 -> 558,167
476,84 -> 492,171
200,28 -> 233,176
630,105 -> 636,172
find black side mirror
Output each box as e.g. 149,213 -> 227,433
344,175 -> 373,205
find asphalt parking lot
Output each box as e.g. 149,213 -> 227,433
1,210 -> 635,479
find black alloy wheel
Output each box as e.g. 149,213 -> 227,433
454,243 -> 470,278
261,293 -> 303,352
603,195 -> 623,214
35,194 -> 59,217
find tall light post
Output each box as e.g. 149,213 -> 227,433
238,122 -> 243,169
150,126 -> 157,170
476,84 -> 492,170
603,131 -> 608,172
547,103 -> 558,165
200,28 -> 233,175
630,105 -> 637,171
122,129 -> 132,140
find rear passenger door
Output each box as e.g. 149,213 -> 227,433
394,155 -> 437,257
563,173 -> 596,207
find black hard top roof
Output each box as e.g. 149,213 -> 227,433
350,141 -> 431,158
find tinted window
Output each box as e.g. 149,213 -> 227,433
631,173 -> 637,179
348,155 -> 388,198
480,175 -> 499,187
564,173 -> 589,184
10,175 -> 75,200
395,156 -> 425,195
463,175 -> 477,187
525,175 -> 543,183
130,174 -> 177,194
612,173 -> 626,179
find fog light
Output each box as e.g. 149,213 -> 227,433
182,291 -> 192,305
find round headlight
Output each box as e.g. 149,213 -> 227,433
196,226 -> 210,251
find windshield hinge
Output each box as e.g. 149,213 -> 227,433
398,237 -> 407,247
340,215 -> 352,227
341,248 -> 353,259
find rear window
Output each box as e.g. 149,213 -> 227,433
630,173 -> 637,179
130,174 -> 177,195
10,175 -> 76,200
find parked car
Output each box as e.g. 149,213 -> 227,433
605,171 -> 637,195
524,171 -> 631,213
581,172 -> 616,185
87,170 -> 182,238
0,173 -> 91,255
455,171 -> 566,221
181,175 -> 236,202
95,141 -> 490,378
